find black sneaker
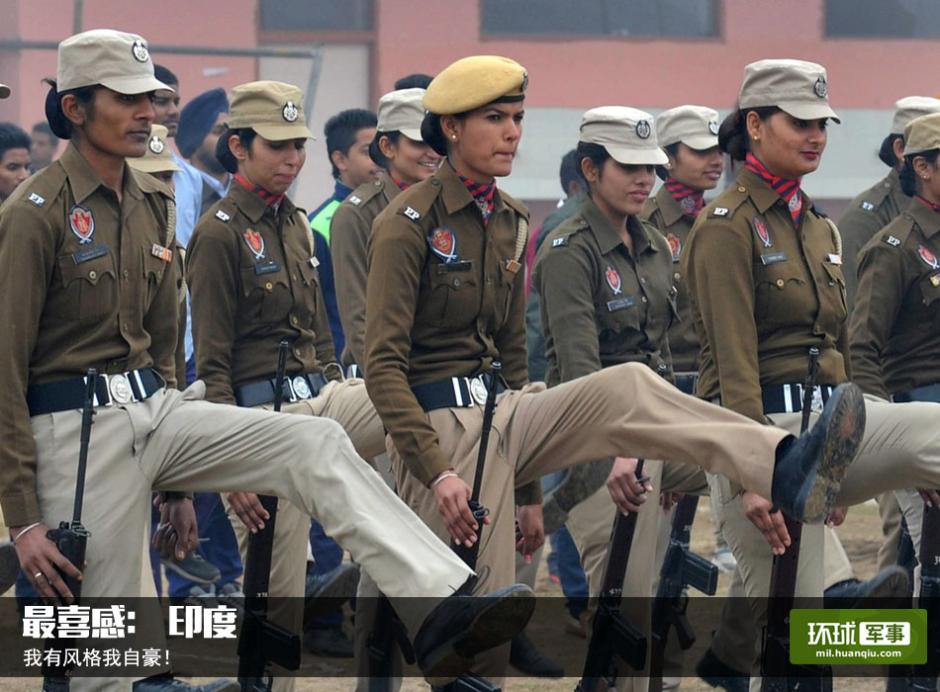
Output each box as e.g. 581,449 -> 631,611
303,562 -> 361,625
161,551 -> 221,586
771,383 -> 865,524
303,624 -> 355,658
509,631 -> 564,677
824,565 -> 910,608
696,647 -> 749,692
132,675 -> 239,691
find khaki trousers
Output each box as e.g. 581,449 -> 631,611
32,381 -> 472,692
894,489 -> 925,595
224,378 -> 386,692
711,395 -> 940,689
875,492 -> 903,571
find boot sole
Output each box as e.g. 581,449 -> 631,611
802,383 -> 865,523
421,588 -> 536,680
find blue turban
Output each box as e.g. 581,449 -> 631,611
177,87 -> 228,159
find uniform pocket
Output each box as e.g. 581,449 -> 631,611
598,296 -> 642,334
754,262 -> 806,329
821,262 -> 848,322
141,246 -> 168,310
240,265 -> 292,324
428,264 -> 479,329
294,259 -> 320,325
54,252 -> 117,322
919,273 -> 940,329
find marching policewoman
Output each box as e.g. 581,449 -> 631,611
364,55 -> 866,678
683,59 -> 940,683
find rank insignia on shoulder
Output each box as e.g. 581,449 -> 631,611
861,201 -> 876,211
349,195 -> 362,206
309,256 -> 320,268
28,192 -> 45,207
151,243 -> 173,263
215,209 -> 231,222
885,235 -> 901,247
552,236 -> 569,248
403,206 -> 421,221
712,207 -> 729,217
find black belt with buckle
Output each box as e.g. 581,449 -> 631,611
234,371 -> 328,408
674,372 -> 698,396
411,374 -> 507,412
27,368 -> 165,416
761,383 -> 835,415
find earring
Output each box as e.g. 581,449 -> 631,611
451,135 -> 457,141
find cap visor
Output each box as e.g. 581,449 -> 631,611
682,134 -> 719,151
605,144 -> 669,166
779,102 -> 841,124
100,75 -> 171,95
128,159 -> 181,174
400,127 -> 424,142
0,83 -> 10,99
253,123 -> 315,141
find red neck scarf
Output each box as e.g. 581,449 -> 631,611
916,195 -> 940,214
744,153 -> 803,226
664,178 -> 705,218
457,172 -> 497,225
235,173 -> 285,208
392,176 -> 411,192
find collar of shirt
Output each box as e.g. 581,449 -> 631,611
744,152 -> 802,224
456,169 -> 496,224
59,143 -> 144,204
911,196 -> 940,238
437,160 -> 507,219
234,173 -> 284,207
391,175 -> 410,192
738,166 -> 812,216
655,184 -> 690,227
581,195 -> 655,257
229,179 -> 295,224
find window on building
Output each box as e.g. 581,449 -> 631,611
481,0 -> 718,38
259,0 -> 374,32
826,0 -> 940,37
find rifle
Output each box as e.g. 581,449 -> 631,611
41,369 -> 96,690
433,363 -> 504,692
909,504 -> 940,692
237,340 -> 302,691
761,346 -> 831,692
649,495 -> 719,692
575,459 -> 649,692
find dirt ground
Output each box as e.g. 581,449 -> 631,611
1,500 -> 889,691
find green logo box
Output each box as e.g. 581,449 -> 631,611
790,609 -> 927,665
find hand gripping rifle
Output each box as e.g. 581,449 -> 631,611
238,340 -> 302,691
41,369 -> 96,690
433,362 -> 504,692
761,346 -> 831,692
575,459 -> 649,692
649,495 -> 719,692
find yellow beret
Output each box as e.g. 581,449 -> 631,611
424,55 -> 527,115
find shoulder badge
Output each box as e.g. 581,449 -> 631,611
551,235 -> 569,248
28,192 -> 45,207
861,201 -> 876,212
349,195 -> 362,206
428,228 -> 458,263
69,205 -> 95,244
712,207 -> 729,217
884,235 -> 901,247
215,209 -> 231,222
604,266 -> 623,295
751,215 -> 773,248
402,206 -> 421,221
917,244 -> 939,269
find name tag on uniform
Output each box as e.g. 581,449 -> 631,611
254,261 -> 281,275
71,244 -> 109,264
760,252 -> 788,265
606,296 -> 636,312
151,243 -> 173,263
435,260 -> 473,273
827,254 -> 842,265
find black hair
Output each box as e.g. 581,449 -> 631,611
0,122 -> 31,159
420,113 -> 448,157
394,73 -> 434,90
655,142 -> 681,181
153,64 -> 179,88
30,121 -> 58,147
879,133 -> 904,169
368,130 -> 402,169
559,148 -> 587,195
214,125 -> 257,174
324,108 -> 377,178
717,106 -> 781,161
576,141 -> 611,187
42,79 -> 99,140
899,149 -> 940,197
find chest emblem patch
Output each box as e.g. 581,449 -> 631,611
666,233 -> 682,263
428,228 -> 458,263
605,266 -> 623,295
918,244 -> 939,269
243,229 -> 266,260
752,215 -> 772,248
69,205 -> 95,244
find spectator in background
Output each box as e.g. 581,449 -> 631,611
28,122 -> 57,173
153,64 -> 182,139
0,123 -> 31,203
394,73 -> 433,90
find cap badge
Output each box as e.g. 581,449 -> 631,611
813,77 -> 828,99
131,40 -> 150,63
148,135 -> 165,155
666,233 -> 682,263
752,215 -> 773,248
282,101 -> 299,123
69,205 -> 95,244
428,228 -> 458,263
918,244 -> 939,269
605,266 -> 623,295
520,72 -> 529,93
243,229 -> 266,261
708,120 -> 719,136
635,120 -> 652,140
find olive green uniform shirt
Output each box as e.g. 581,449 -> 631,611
365,162 -> 532,490
0,143 -> 179,526
534,196 -> 675,387
187,184 -> 339,405
331,173 -> 401,368
683,168 -> 849,423
641,186 -> 699,373
849,199 -> 940,399
838,169 -> 909,307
